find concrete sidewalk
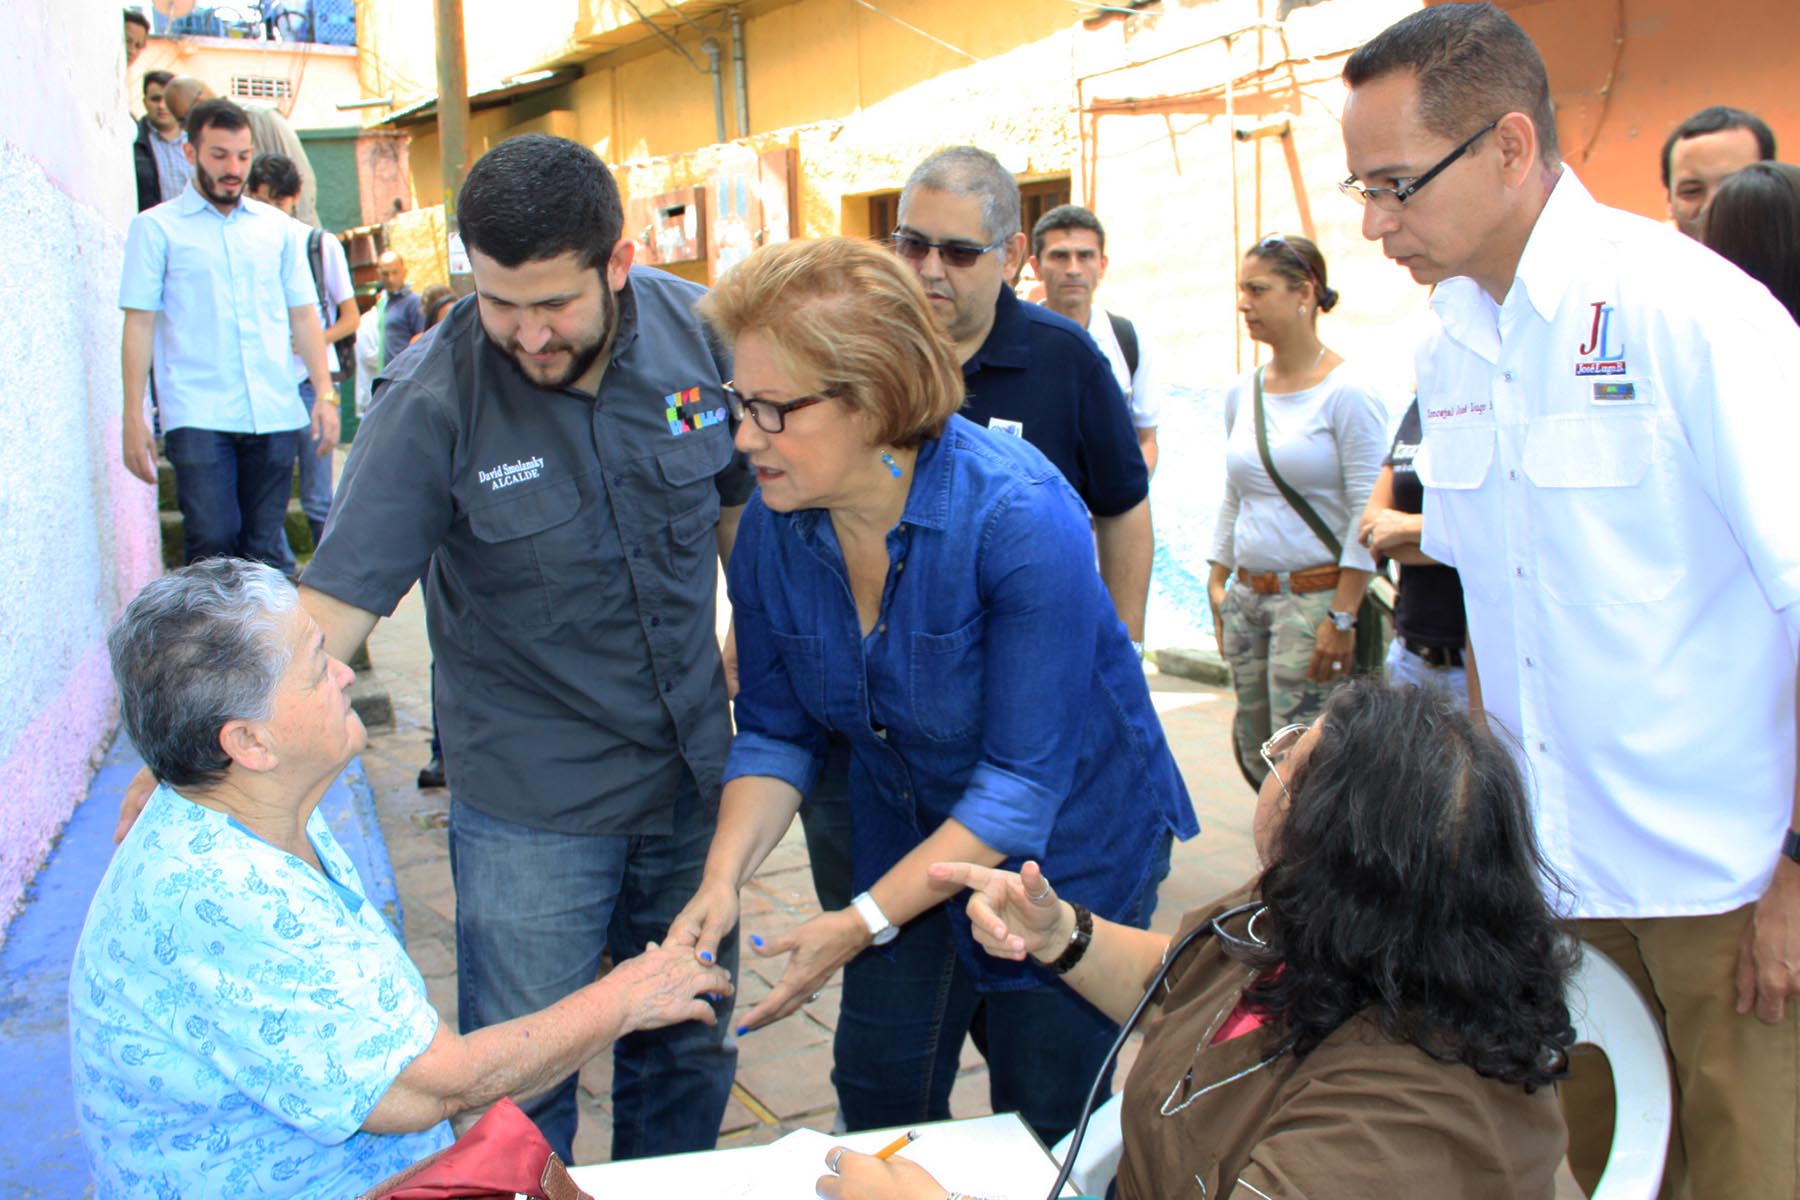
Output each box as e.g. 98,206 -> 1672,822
354,580 -> 1260,1162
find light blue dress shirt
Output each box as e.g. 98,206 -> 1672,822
119,185 -> 316,435
70,785 -> 451,1197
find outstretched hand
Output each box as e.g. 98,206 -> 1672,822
608,940 -> 732,1034
928,860 -> 1070,963
735,909 -> 868,1033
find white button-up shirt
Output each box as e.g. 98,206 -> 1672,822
1416,169 -> 1800,919
119,184 -> 315,435
1086,307 -> 1163,429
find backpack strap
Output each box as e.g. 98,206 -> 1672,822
1107,311 -> 1139,380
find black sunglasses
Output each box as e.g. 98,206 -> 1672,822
722,381 -> 837,434
1339,118 -> 1500,210
890,230 -> 1008,269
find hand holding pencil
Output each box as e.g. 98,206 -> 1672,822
815,1131 -> 945,1200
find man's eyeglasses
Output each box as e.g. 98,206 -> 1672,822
1339,118 -> 1500,211
1260,722 -> 1310,798
890,230 -> 1008,269
723,381 -> 837,434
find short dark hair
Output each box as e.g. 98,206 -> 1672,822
1660,106 -> 1777,190
1244,682 -> 1577,1092
185,96 -> 249,145
1704,161 -> 1800,325
142,69 -> 173,94
458,134 -> 623,273
1344,2 -> 1559,164
1246,233 -> 1339,313
420,283 -> 459,328
248,153 -> 302,201
1030,204 -> 1105,259
124,8 -> 149,33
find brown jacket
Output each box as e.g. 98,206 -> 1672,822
1113,887 -> 1566,1199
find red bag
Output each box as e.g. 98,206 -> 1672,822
356,1098 -> 593,1200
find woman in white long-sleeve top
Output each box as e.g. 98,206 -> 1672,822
1206,234 -> 1389,787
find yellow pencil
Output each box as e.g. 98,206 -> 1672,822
874,1129 -> 921,1160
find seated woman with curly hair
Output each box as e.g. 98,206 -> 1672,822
822,681 -> 1575,1199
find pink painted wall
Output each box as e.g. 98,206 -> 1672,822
0,1 -> 161,943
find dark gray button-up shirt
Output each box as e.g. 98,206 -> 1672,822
305,266 -> 752,834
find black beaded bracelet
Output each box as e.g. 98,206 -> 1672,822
1047,901 -> 1094,976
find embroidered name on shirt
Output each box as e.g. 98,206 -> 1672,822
1424,401 -> 1490,421
666,386 -> 727,436
1574,300 -> 1627,376
478,456 -> 545,491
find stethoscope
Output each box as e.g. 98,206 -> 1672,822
1044,901 -> 1267,1200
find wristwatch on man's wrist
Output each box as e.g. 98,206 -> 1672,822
1328,609 -> 1358,632
1782,829 -> 1800,866
851,891 -> 899,945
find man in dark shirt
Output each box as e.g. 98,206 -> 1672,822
303,135 -> 748,1162
375,250 -> 425,365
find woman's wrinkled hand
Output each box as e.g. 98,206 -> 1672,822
608,941 -> 732,1033
929,860 -> 1070,964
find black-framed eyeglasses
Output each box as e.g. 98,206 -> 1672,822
889,230 -> 1008,269
722,380 -> 836,434
1338,118 -> 1500,210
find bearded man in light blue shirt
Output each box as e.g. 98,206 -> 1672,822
119,97 -> 338,571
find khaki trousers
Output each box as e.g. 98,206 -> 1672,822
1563,906 -> 1800,1198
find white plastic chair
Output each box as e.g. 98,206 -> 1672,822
1051,1092 -> 1123,1197
1566,940 -> 1673,1200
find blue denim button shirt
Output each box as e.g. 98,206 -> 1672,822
726,415 -> 1198,990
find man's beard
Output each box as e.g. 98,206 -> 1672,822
194,160 -> 242,205
488,284 -> 617,392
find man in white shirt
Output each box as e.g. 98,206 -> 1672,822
249,153 -> 358,549
1341,6 -> 1800,1196
1029,204 -> 1161,476
120,98 -> 338,569
1661,105 -> 1775,240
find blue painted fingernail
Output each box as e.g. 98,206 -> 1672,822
699,950 -> 714,963
750,935 -> 764,948
736,1025 -> 750,1035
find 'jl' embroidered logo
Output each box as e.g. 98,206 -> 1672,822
665,386 -> 727,436
1574,301 -> 1627,376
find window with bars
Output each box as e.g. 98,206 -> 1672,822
231,74 -> 292,102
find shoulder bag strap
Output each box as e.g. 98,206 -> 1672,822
1251,366 -> 1343,561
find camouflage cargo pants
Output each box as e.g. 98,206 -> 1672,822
1218,582 -> 1344,787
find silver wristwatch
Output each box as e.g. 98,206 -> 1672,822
1328,609 -> 1357,632
851,891 -> 899,945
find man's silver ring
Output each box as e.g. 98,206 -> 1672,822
827,1147 -> 846,1173
1028,882 -> 1053,903
1332,661 -> 1343,671
808,991 -> 822,1002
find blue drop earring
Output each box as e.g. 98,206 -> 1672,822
880,450 -> 902,479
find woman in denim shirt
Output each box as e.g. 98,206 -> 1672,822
672,238 -> 1197,1145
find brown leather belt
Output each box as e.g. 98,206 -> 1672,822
1401,638 -> 1465,669
1236,565 -> 1340,595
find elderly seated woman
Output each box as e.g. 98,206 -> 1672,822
70,559 -> 729,1197
821,682 -> 1576,1199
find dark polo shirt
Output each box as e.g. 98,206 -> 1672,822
959,283 -> 1147,517
306,267 -> 753,834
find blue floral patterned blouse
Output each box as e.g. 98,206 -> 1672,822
70,784 -> 451,1197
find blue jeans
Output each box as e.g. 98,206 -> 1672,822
832,833 -> 1173,1147
797,736 -> 855,912
162,426 -> 300,567
447,779 -> 738,1162
295,380 -> 334,529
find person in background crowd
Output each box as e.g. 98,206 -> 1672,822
1662,104 -> 1776,239
133,70 -> 192,211
1704,161 -> 1800,324
1343,5 -> 1800,1193
123,7 -> 147,66
376,250 -> 426,365
118,98 -> 338,571
419,282 -> 458,333
1207,233 -> 1386,787
74,559 -> 729,1198
165,75 -> 322,227
673,236 -> 1195,1149
248,153 -> 358,551
1358,395 -> 1468,700
1030,204 -> 1162,475
823,683 -> 1572,1200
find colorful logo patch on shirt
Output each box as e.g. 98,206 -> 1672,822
1591,381 -> 1640,405
666,386 -> 727,436
1574,300 -> 1627,376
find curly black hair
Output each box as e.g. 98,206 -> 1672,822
1244,681 -> 1576,1091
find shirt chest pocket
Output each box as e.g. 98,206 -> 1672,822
1413,420 -> 1496,490
1522,410 -> 1686,605
906,614 -> 985,743
463,478 -> 582,629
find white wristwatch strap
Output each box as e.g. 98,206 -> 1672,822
851,890 -> 897,944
